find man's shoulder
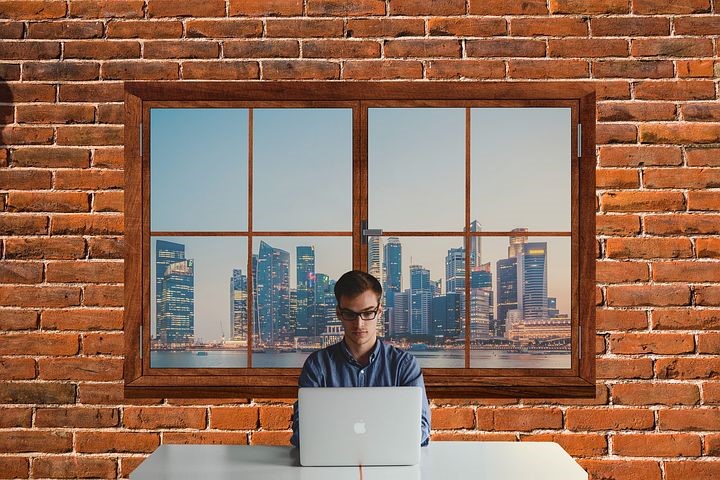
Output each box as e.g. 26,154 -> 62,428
378,340 -> 418,366
304,342 -> 342,366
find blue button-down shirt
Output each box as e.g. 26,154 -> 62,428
290,339 -> 431,447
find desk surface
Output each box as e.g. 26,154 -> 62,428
132,442 -> 587,479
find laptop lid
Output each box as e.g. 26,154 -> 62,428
298,386 -> 422,467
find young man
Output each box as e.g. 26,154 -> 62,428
290,270 -> 431,447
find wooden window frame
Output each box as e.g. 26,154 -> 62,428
124,81 -> 596,399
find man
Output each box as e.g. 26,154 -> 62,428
290,270 -> 431,447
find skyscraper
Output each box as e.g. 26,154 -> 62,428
391,290 -> 409,337
157,258 -> 194,345
445,247 -> 465,294
295,246 -> 315,337
155,240 -> 185,335
521,242 -> 548,320
469,220 -> 482,268
470,265 -> 493,340
409,265 -> 431,335
230,269 -> 248,342
383,237 -> 402,308
496,256 -> 518,337
367,236 -> 382,281
256,241 -> 291,345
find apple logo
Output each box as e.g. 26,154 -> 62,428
353,421 -> 367,434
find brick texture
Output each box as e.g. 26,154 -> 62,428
0,3 -> 718,480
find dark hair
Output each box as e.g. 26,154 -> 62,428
334,270 -> 382,303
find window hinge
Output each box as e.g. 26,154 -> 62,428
577,124 -> 582,158
361,220 -> 382,244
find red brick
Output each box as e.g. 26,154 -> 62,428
259,405 -> 292,430
0,261 -> 40,284
521,433 -> 607,456
613,383 -> 700,406
51,214 -> 123,235
596,214 -> 641,236
653,309 -> 720,330
57,126 -> 124,147
432,432 -> 516,441
0,1 -> 66,19
54,169 -> 124,190
7,191 -> 89,213
124,406 -> 206,429
385,39 -> 461,58
633,38 -> 714,58
427,60 -> 505,79
0,382 -> 76,404
0,214 -> 49,235
597,102 -> 676,122
677,60 -> 715,79
250,431 -> 292,445
686,148 -> 720,167
23,61 -> 99,81
0,169 -> 52,189
70,0 -> 144,17
164,432 -> 249,444
508,59 -> 588,79
637,81 -> 716,102
308,0 -> 384,16
614,433 -> 701,456
93,191 -> 125,212
596,169 -> 639,189
262,60 -> 339,80
606,238 -> 692,259
187,19 -> 262,38
33,457 -> 117,479
76,431 -> 159,453
665,462 -> 720,480
82,332 -> 124,355
591,16 -> 670,36
82,284 -> 124,306
653,261 -> 720,282
596,309 -> 647,331
2,126 -> 54,145
641,123 -> 720,144
347,18 -> 425,38
93,148 -> 124,168
493,408 -> 562,431
600,191 -> 684,212
0,309 -> 38,330
149,0 -> 225,17
76,382 -> 125,404
390,0 -> 464,15
35,407 -> 119,428
145,40 -> 219,59
597,357 -> 654,379
697,238 -> 720,258
2,83 -> 56,102
706,433 -> 720,455
607,284 -> 690,307
550,0 -> 628,13
16,104 -> 95,124
634,0 -> 710,14
467,39 -> 545,57
0,332 -> 79,355
656,358 -> 720,380
509,17 -> 586,36
229,0 -> 302,16
0,458 -> 28,478
594,60 -> 673,79
429,17 -> 507,36
41,308 -> 123,330
65,40 -> 141,59
682,102 -> 720,121
97,104 -> 124,124
101,61 -> 179,80
470,0 -> 547,14
39,357 -> 123,381
107,20 -> 183,38
6,237 -> 85,261
210,406 -> 259,429
674,16 -> 720,35
59,82 -> 124,102
343,60 -> 423,80
0,62 -> 20,79
580,459 -> 661,480
596,261 -> 649,283
0,357 -> 36,379
645,214 -> 720,235
609,332 -> 693,355
549,39 -> 628,58
87,237 -> 124,259
224,40 -> 299,58
596,123 -> 637,144
431,407 -> 475,429
28,21 -> 103,39
706,382 -> 720,404
0,431 -> 72,453
658,408 -> 720,431
0,407 -> 32,427
303,40 -> 380,58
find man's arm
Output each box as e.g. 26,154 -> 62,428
290,356 -> 323,447
399,355 -> 431,446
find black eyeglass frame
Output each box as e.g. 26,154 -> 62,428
337,304 -> 381,322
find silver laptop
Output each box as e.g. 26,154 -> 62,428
298,386 -> 422,467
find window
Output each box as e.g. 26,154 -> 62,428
124,82 -> 596,398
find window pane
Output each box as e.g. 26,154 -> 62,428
368,108 -> 465,231
470,108 -> 571,231
469,235 -> 571,369
371,236 -> 467,368
150,236 -> 249,368
251,236 -> 351,368
150,108 -> 248,231
253,109 -> 352,231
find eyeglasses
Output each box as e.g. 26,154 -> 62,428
338,305 -> 380,322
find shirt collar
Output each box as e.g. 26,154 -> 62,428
339,338 -> 382,367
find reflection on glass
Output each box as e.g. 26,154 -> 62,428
150,236 -> 248,368
253,109 -> 352,231
251,237 -> 351,368
150,108 -> 248,231
369,108 -> 465,231
471,107 -> 571,231
470,235 -> 571,369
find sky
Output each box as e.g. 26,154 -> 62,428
150,107 -> 572,342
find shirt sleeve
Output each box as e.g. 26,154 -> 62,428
399,354 -> 432,447
290,355 -> 323,448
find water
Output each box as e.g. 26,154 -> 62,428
151,350 -> 570,369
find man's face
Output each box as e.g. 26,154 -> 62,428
337,290 -> 381,351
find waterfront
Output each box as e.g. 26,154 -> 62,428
151,349 -> 570,369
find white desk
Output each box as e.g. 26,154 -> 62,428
131,442 -> 587,479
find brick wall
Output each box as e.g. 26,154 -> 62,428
0,0 -> 719,478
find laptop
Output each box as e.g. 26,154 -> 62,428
298,386 -> 422,467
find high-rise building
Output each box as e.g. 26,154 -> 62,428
311,273 -> 334,337
256,241 -> 291,345
158,258 -> 194,345
521,242 -> 548,320
230,269 -> 248,342
548,297 -> 559,318
367,236 -> 382,281
469,220 -> 482,268
295,246 -> 315,337
431,292 -> 463,340
383,237 -> 402,308
470,265 -> 493,341
496,256 -> 518,337
409,265 -> 431,335
445,247 -> 465,294
391,290 -> 409,337
155,239 -> 185,337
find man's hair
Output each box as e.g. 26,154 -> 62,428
334,270 -> 382,303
